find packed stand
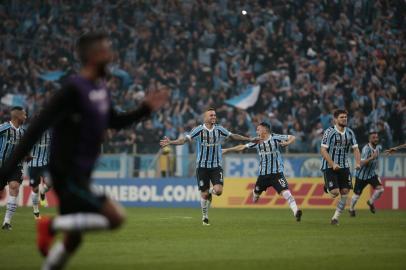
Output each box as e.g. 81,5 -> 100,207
1,0 -> 405,154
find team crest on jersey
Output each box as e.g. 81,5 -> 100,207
89,88 -> 109,113
329,181 -> 333,187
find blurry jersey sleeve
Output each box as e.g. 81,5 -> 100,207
272,134 -> 289,142
186,126 -> 203,141
0,123 -> 9,136
245,142 -> 257,149
321,128 -> 332,148
217,125 -> 232,138
349,129 -> 358,148
361,145 -> 372,161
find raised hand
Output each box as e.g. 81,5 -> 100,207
160,136 -> 171,147
332,163 -> 341,171
384,148 -> 396,155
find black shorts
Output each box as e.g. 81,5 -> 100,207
54,178 -> 106,215
323,168 -> 352,191
2,166 -> 23,184
196,167 -> 223,191
28,166 -> 48,187
354,176 -> 382,195
255,173 -> 289,194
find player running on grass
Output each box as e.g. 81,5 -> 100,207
29,129 -> 52,219
222,122 -> 303,222
0,107 -> 27,230
320,109 -> 361,225
0,31 -> 168,270
159,108 -> 257,226
349,131 -> 384,216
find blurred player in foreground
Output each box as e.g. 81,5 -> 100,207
0,32 -> 168,269
320,109 -> 361,225
0,107 -> 27,230
349,131 -> 383,216
222,122 -> 302,221
160,108 -> 257,225
29,129 -> 52,219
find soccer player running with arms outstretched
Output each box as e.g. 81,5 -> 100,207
349,131 -> 384,216
222,122 -> 303,222
0,32 -> 168,270
320,109 -> 361,225
160,108 -> 257,226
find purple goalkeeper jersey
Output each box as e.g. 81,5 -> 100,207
1,74 -> 151,188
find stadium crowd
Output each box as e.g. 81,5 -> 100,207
1,0 -> 405,154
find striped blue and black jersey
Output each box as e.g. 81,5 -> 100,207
29,130 -> 51,167
246,134 -> 288,175
320,126 -> 358,170
0,122 -> 25,167
186,124 -> 231,168
355,144 -> 381,180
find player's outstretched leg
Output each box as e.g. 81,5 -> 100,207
38,198 -> 125,268
40,183 -> 51,207
367,186 -> 384,214
281,190 -> 302,222
2,180 -> 20,230
331,189 -> 348,225
29,168 -> 42,218
349,193 -> 360,217
32,189 -> 41,219
200,190 -> 210,226
252,189 -> 260,203
349,178 -> 367,217
42,232 -> 82,270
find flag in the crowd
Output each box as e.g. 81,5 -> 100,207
1,94 -> 27,107
38,70 -> 66,81
225,85 -> 260,110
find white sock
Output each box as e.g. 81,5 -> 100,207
42,242 -> 69,270
4,196 -> 17,224
369,189 -> 384,204
32,191 -> 39,213
52,214 -> 109,232
200,198 -> 209,220
350,194 -> 360,211
333,195 -> 348,220
282,190 -> 298,215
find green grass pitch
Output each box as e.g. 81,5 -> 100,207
1,207 -> 405,270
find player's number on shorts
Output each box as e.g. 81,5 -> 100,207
220,171 -> 223,182
278,178 -> 287,187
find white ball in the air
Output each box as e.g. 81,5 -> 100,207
242,10 -> 247,15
